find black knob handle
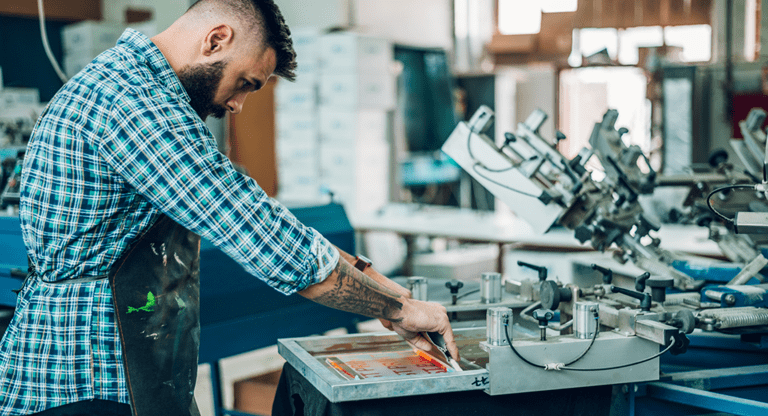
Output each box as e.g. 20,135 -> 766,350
504,132 -> 517,145
708,148 -> 729,168
554,131 -> 567,146
574,225 -> 594,244
611,285 -> 652,311
518,261 -> 548,281
591,264 -> 613,284
634,272 -> 651,292
445,279 -> 464,294
533,308 -> 554,326
618,127 -> 629,136
532,308 -> 555,341
645,277 -> 673,303
670,332 -> 691,356
540,280 -> 572,310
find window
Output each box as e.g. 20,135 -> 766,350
569,25 -> 712,67
497,0 -> 578,35
663,25 -> 712,62
559,67 -> 651,165
497,0 -> 541,35
618,26 -> 664,65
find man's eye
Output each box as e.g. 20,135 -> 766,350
242,80 -> 252,90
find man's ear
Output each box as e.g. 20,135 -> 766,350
202,25 -> 234,57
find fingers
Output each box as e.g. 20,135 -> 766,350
425,303 -> 460,360
421,303 -> 460,361
378,318 -> 394,331
439,325 -> 460,361
393,300 -> 460,361
404,332 -> 436,354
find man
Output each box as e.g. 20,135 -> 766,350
0,0 -> 458,415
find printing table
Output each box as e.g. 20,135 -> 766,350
353,204 -> 724,275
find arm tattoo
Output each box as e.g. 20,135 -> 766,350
310,260 -> 404,322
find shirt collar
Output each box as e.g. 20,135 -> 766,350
116,28 -> 191,103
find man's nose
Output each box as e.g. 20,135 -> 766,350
227,93 -> 247,114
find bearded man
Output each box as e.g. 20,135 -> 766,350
0,1 -> 457,415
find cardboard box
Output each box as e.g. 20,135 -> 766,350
292,28 -> 322,76
276,141 -> 320,173
62,21 -> 125,55
275,84 -> 317,112
319,141 -> 388,182
319,32 -> 392,74
318,106 -> 388,145
319,141 -> 390,216
233,370 -> 282,416
127,20 -> 158,38
276,113 -> 318,143
319,72 -> 395,109
276,186 -> 325,205
0,88 -> 40,108
63,53 -> 96,78
277,170 -> 322,201
292,28 -> 321,54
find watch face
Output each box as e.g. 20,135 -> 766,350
355,255 -> 372,271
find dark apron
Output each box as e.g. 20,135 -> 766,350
108,214 -> 202,416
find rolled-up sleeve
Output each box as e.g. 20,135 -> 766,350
99,94 -> 338,294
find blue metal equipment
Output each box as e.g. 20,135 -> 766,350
627,333 -> 768,416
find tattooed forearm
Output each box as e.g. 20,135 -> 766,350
309,260 -> 404,322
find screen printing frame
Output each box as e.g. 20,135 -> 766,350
279,326 -> 664,403
278,329 -> 490,402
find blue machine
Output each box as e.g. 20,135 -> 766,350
671,259 -> 758,284
0,215 -> 28,307
630,333 -> 768,416
698,284 -> 768,308
0,203 -> 363,416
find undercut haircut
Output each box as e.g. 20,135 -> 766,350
187,0 -> 297,81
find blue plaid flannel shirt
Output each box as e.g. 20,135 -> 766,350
0,29 -> 339,415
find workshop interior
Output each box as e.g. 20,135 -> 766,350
2,0 -> 768,415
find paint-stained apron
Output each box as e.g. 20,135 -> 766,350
109,214 -> 202,416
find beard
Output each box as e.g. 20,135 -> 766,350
177,61 -> 229,120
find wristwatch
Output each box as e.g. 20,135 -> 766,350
353,255 -> 372,272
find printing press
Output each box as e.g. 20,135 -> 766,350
277,106 -> 768,414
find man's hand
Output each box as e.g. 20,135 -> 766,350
390,298 -> 459,361
299,255 -> 458,360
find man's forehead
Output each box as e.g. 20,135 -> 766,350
251,46 -> 277,79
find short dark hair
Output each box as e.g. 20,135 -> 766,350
249,0 -> 297,81
188,0 -> 297,81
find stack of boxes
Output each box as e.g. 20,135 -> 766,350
0,87 -> 42,148
62,21 -> 126,78
274,29 -> 323,203
62,21 -> 158,79
316,33 -> 395,219
0,64 -> 41,114
276,31 -> 395,219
